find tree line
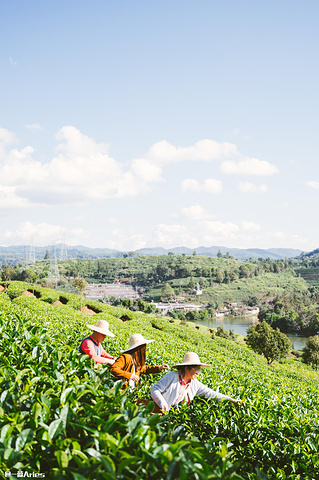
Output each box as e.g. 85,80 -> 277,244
0,255 -> 294,290
258,287 -> 319,336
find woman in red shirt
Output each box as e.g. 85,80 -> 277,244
79,319 -> 116,365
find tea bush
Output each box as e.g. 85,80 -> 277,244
1,282 -> 319,479
0,309 -> 251,479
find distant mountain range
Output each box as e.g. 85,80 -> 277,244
0,244 -> 306,265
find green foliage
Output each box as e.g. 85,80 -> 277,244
0,264 -> 15,283
4,254 -> 306,308
72,277 -> 88,310
72,277 -> 88,295
1,281 -> 319,479
246,321 -> 292,364
302,335 -> 319,370
216,326 -> 237,342
258,289 -> 319,336
19,268 -> 38,284
5,281 -> 33,299
161,284 -> 175,300
121,298 -> 134,308
0,310 -> 250,480
0,298 -> 247,479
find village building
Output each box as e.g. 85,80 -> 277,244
84,283 -> 141,301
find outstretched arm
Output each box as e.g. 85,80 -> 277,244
100,345 -> 116,363
81,339 -> 114,365
196,380 -> 239,403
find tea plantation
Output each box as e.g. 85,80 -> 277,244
1,281 -> 319,479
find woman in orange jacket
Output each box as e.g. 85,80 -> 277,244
110,333 -> 169,388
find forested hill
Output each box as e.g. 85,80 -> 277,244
3,253 -> 309,308
297,247 -> 319,261
0,243 -> 303,264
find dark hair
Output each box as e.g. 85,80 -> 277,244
177,364 -> 200,375
130,344 -> 147,372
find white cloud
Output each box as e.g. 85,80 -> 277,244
199,220 -> 240,236
0,126 -> 153,204
18,222 -> 64,240
0,186 -> 31,211
105,229 -> 148,251
221,157 -> 279,176
0,127 -> 17,159
131,157 -> 164,183
182,178 -> 223,194
306,181 -> 319,189
0,222 -> 87,246
9,57 -> 18,66
241,221 -> 261,231
181,205 -> 212,221
238,182 -> 269,193
193,219 -> 263,246
136,139 -> 278,190
25,124 -> 44,131
181,179 -> 201,193
0,144 -> 47,200
0,126 -> 278,209
203,178 -> 223,194
1,222 -> 62,244
70,228 -> 85,237
146,139 -> 238,164
0,130 -> 41,211
153,223 -> 198,248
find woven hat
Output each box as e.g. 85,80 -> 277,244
87,320 -> 115,337
121,333 -> 154,353
171,352 -> 211,368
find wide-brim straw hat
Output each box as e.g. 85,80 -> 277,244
87,320 -> 115,337
171,352 -> 211,368
121,333 -> 154,353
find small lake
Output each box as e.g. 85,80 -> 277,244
191,315 -> 308,351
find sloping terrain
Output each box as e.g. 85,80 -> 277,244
0,281 -> 319,479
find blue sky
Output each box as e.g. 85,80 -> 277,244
1,0 -> 318,251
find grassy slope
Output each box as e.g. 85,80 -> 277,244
1,281 -> 319,479
161,271 -> 308,304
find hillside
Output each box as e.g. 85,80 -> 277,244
136,246 -> 304,260
297,247 -> 319,261
1,281 -> 319,479
18,254 -> 308,306
0,244 -> 304,265
294,266 -> 319,286
292,248 -> 319,286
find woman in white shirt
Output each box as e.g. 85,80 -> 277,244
150,352 -> 239,412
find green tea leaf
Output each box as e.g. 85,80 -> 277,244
15,428 -> 33,450
55,449 -> 69,468
60,387 -> 74,404
48,418 -> 63,441
71,474 -> 87,480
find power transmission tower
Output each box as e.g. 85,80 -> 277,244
47,244 -> 60,286
25,241 -> 36,266
60,233 -> 68,260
